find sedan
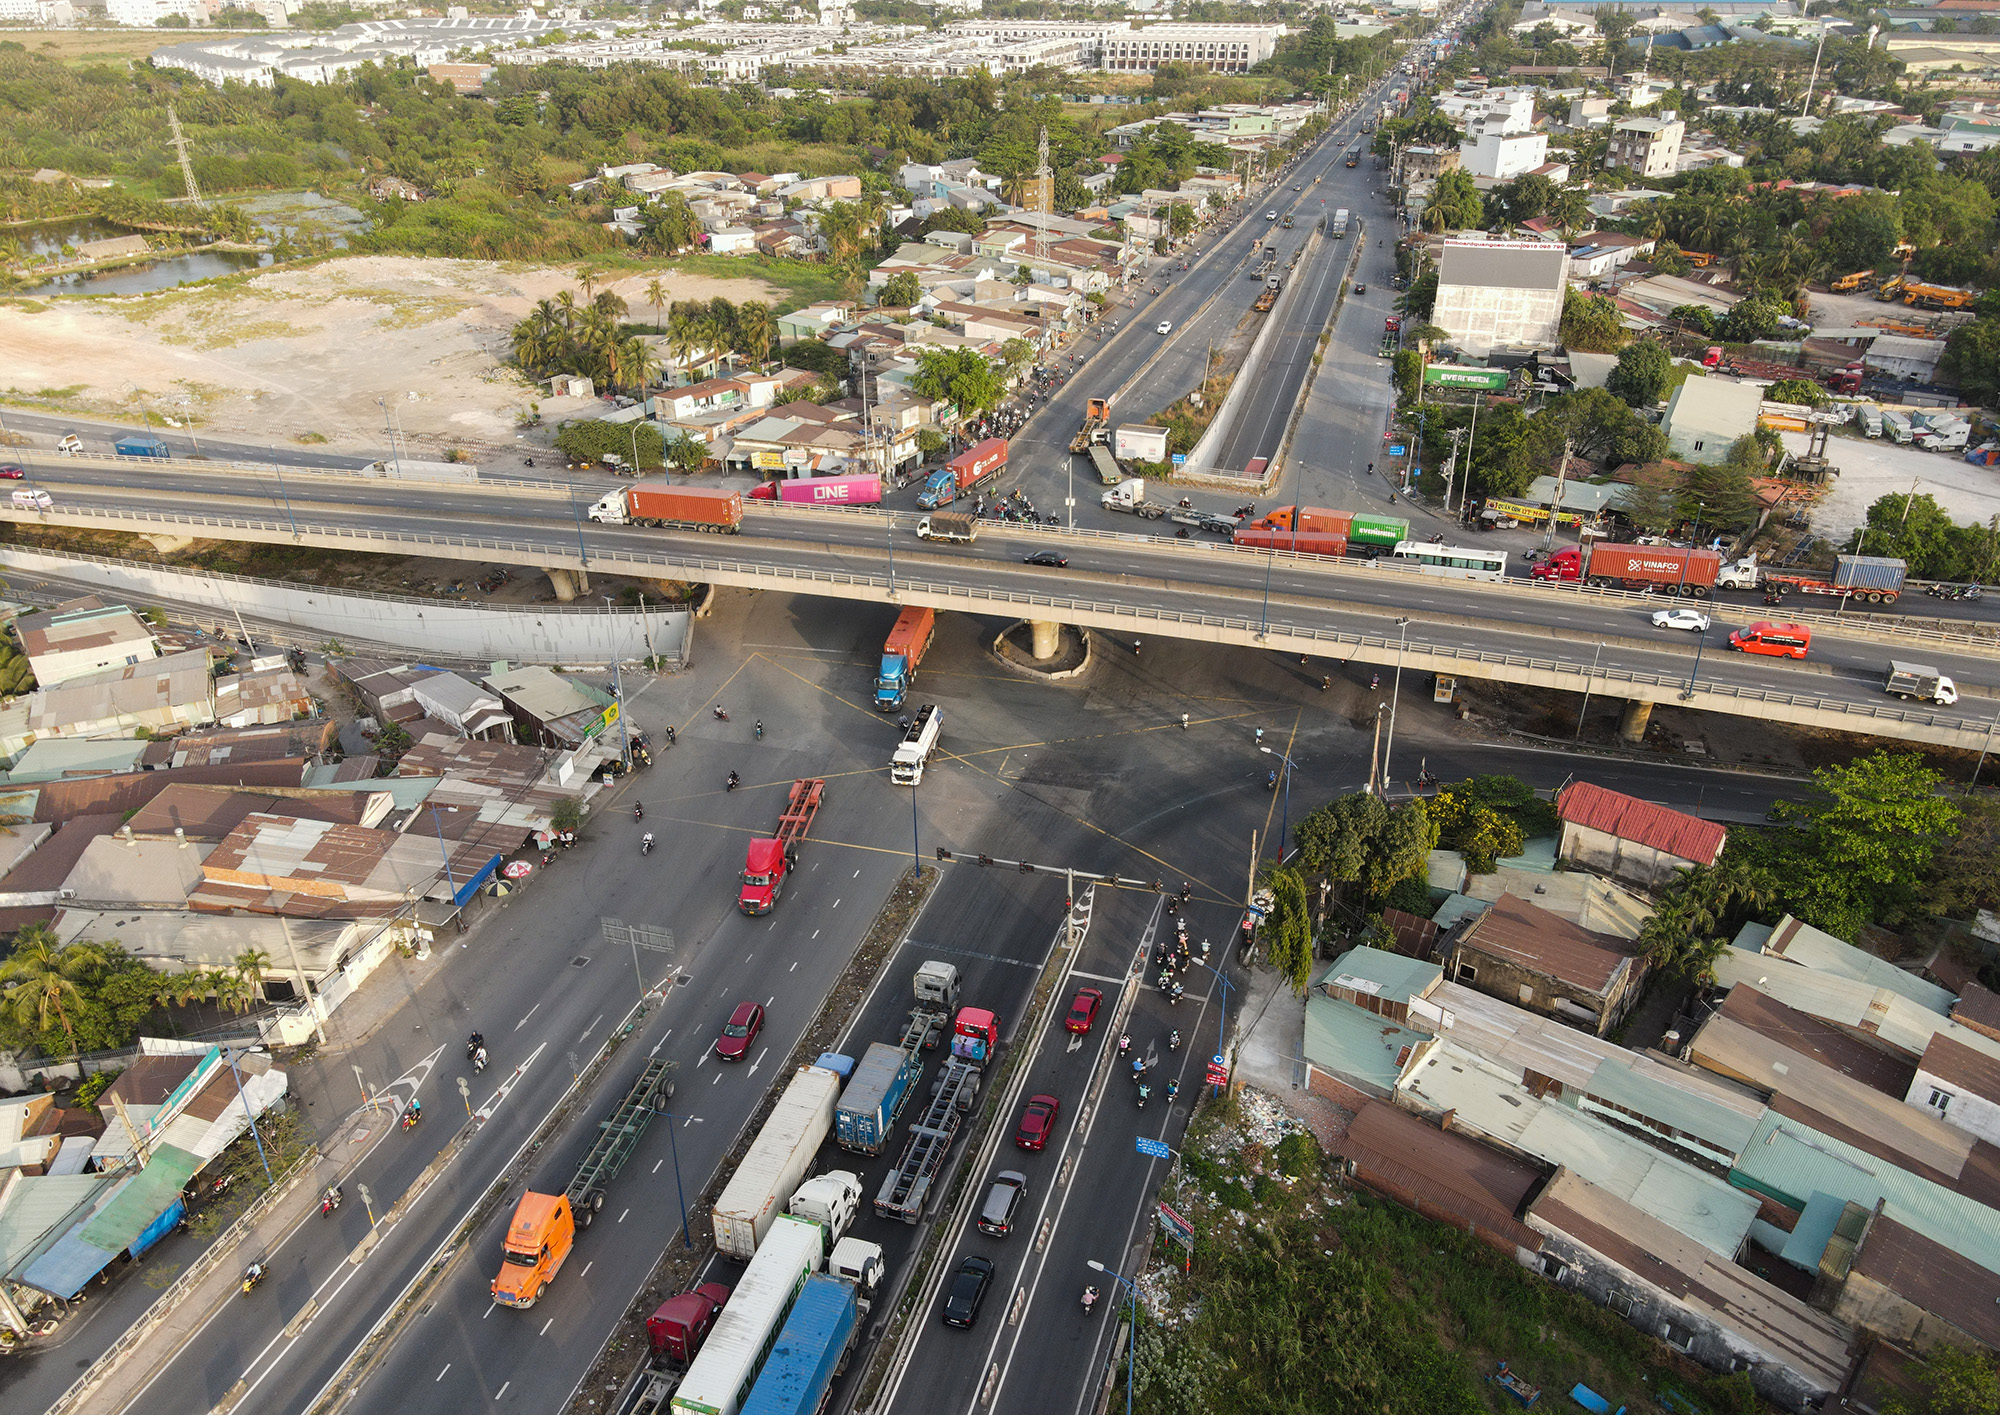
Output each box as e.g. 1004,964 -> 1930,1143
1156,321 -> 1173,335
714,1000 -> 764,1060
1023,550 -> 1068,568
1265,210 -> 1278,220
1652,608 -> 1712,633
0,465 -> 22,480
1354,282 -> 1367,294
941,1255 -> 996,1328
1064,986 -> 1103,1034
1015,1093 -> 1060,1151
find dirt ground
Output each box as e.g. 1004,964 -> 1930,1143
0,256 -> 778,456
1780,425 -> 2000,545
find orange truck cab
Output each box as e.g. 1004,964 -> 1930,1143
492,1192 -> 575,1308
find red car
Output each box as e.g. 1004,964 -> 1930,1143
1064,986 -> 1103,1035
714,1001 -> 764,1061
1014,1094 -> 1060,1151
0,466 -> 22,479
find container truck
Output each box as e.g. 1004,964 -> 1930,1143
833,1041 -> 924,1154
875,606 -> 935,711
738,778 -> 826,915
1233,526 -> 1348,557
914,512 -> 978,544
1332,208 -> 1350,237
648,1283 -> 733,1367
1917,420 -> 1971,453
1529,544 -> 1758,596
1243,505 -> 1408,547
588,486 -> 744,533
1069,398 -> 1110,453
1088,443 -> 1123,486
889,703 -> 941,786
669,1217 -> 825,1415
492,1059 -> 677,1308
1102,478 -> 1166,517
737,1276 -> 861,1415
748,475 -> 883,507
950,1007 -> 1001,1067
711,1064 -> 842,1260
1252,286 -> 1278,313
874,1056 -> 981,1224
1886,662 -> 1958,705
915,438 -> 1007,509
904,960 -> 960,1051
786,1170 -> 861,1244
115,435 -> 170,459
1762,554 -> 1907,604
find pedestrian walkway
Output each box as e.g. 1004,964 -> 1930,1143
57,1102 -> 396,1415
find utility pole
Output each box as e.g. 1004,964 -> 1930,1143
1543,435 -> 1572,551
1443,427 -> 1466,516
167,104 -> 204,207
1034,124 -> 1052,266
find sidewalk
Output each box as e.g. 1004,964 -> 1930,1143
1226,959 -> 1353,1152
55,1103 -> 396,1415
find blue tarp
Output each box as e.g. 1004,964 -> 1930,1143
454,852 -> 502,906
128,1197 -> 185,1261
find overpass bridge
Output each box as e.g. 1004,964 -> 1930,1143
4,455 -> 1997,752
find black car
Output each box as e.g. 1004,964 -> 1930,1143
941,1255 -> 996,1328
1023,550 -> 1068,568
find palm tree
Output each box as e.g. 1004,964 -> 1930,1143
645,276 -> 667,333
615,336 -> 661,394
593,289 -> 629,323
234,948 -> 272,1003
553,289 -> 579,334
736,301 -> 774,366
0,928 -> 103,1061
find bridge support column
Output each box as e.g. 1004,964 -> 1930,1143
1618,699 -> 1653,746
144,534 -> 195,554
546,568 -> 581,603
1029,620 -> 1062,661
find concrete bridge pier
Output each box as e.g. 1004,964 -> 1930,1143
144,534 -> 196,554
1029,620 -> 1063,661
1618,699 -> 1653,745
546,567 -> 590,602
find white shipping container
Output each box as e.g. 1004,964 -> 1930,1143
671,1216 -> 823,1415
1113,424 -> 1170,463
712,1066 -> 841,1259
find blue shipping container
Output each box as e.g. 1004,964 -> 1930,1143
833,1042 -> 921,1155
1833,555 -> 1907,592
115,437 -> 170,459
739,1276 -> 857,1415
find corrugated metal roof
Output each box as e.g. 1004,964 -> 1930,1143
1761,915 -> 1956,1016
1557,780 -> 1727,866
1853,1211 -> 2000,1348
1400,1041 -> 1759,1256
1581,1054 -> 1764,1159
82,1144 -> 198,1250
1690,988 -> 1917,1098
1527,1171 -> 1852,1393
30,761 -> 310,824
1303,993 -> 1428,1095
1709,945 -> 2000,1065
1457,894 -> 1636,995
1421,979 -> 1614,1091
1733,1111 -> 2000,1276
0,1172 -> 118,1276
1314,946 -> 1441,1004
1336,1101 -> 1544,1252
1921,1032 -> 2000,1103
2,738 -> 150,784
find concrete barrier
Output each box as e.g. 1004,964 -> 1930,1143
0,546 -> 692,665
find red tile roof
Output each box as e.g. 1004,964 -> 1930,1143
1557,780 -> 1726,866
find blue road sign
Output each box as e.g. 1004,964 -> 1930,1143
1171,453 -> 1187,466
1135,1136 -> 1172,1160
1388,443 -> 1408,456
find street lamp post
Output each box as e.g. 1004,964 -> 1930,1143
1679,621 -> 1710,702
1259,746 -> 1295,864
1086,1259 -> 1140,1415
268,448 -> 299,538
659,1111 -> 695,1249
603,598 -> 633,769
1182,954 -> 1236,1077
223,1047 -> 274,1187
1380,618 -> 1410,795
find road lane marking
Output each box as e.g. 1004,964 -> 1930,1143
749,1046 -> 768,1076
790,961 -> 798,972
579,1013 -> 603,1041
496,1382 -> 510,1401
483,1304 -> 493,1319
654,1160 -> 663,1173
514,1004 -> 539,1030
475,1042 -> 544,1122
436,1364 -> 451,1381
582,1262 -> 592,1277
540,1318 -> 553,1335
619,1209 -> 629,1223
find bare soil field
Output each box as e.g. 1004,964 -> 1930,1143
0,256 -> 777,456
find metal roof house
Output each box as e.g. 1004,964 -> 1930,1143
1303,949 -> 1441,1105
1556,780 -> 1726,889
1687,985 -> 1919,1099
1908,1033 -> 2000,1148
1709,945 -> 2000,1067
1332,1100 -> 1545,1258
1445,894 -> 1650,1036
13,601 -> 157,689
1736,914 -> 1956,1017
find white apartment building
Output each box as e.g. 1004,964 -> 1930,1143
109,0 -> 206,24
1459,121 -> 1548,181
1607,114 -> 1684,178
1436,86 -> 1538,134
1100,23 -> 1284,73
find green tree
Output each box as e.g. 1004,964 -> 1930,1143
666,431 -> 709,474
1821,191 -> 1901,274
1879,1341 -> 1999,1415
911,346 -> 1006,415
1943,317 -> 2000,406
1719,294 -> 1788,344
0,928 -> 102,1061
1261,865 -> 1316,995
553,419 -> 667,471
880,271 -> 924,308
1560,291 -> 1627,352
1420,168 -> 1484,233
1765,378 -> 1826,407
1772,751 -> 1962,935
1606,340 -> 1672,406
1671,303 -> 1720,338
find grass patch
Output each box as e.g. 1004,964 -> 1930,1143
295,431 -> 329,444
1150,367 -> 1235,457
23,28 -> 228,65
1132,1100 -> 1767,1415
579,250 -> 842,316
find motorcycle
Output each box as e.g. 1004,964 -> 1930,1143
401,1101 -> 421,1131
1132,1057 -> 1147,1082
641,833 -> 654,856
466,1034 -> 484,1061
713,705 -> 729,721
473,1045 -> 488,1073
726,772 -> 741,792
241,1262 -> 267,1296
1168,1030 -> 1181,1051
1117,1034 -> 1131,1058
1166,1079 -> 1180,1102
1136,1082 -> 1151,1109
754,720 -> 764,739
1265,769 -> 1278,791
321,1185 -> 342,1217
1082,1286 -> 1099,1314
633,803 -> 643,821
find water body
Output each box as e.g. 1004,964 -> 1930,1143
13,248 -> 273,297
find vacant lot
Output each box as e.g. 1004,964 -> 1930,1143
0,255 -> 777,455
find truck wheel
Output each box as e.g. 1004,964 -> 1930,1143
592,1192 -> 606,1211
1690,585 -> 1710,598
535,1284 -> 546,1302
578,1207 -> 593,1228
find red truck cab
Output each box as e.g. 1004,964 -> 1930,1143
738,837 -> 792,914
1530,547 -> 1582,582
647,1282 -> 731,1367
951,1007 -> 1000,1066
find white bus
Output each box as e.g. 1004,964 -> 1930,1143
1390,541 -> 1508,582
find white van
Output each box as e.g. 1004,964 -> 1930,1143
11,488 -> 52,511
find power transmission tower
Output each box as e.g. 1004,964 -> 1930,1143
167,104 -> 204,207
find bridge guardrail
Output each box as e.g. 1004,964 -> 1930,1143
14,502 -> 1976,737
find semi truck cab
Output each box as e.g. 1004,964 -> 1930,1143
738,838 -> 794,914
951,1007 -> 1000,1066
492,1192 -> 576,1308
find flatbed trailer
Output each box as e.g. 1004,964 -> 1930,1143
571,1059 -> 678,1222
873,1057 -> 979,1224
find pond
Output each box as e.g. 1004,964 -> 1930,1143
6,192 -> 370,298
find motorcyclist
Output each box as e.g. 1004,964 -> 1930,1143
1082,1286 -> 1099,1312
633,802 -> 643,820
467,1032 -> 484,1057
1117,1033 -> 1131,1056
642,832 -> 654,854
726,771 -> 741,790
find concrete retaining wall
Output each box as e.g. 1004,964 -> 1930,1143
0,547 -> 692,666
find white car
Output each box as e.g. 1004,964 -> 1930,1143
1156,321 -> 1173,335
1652,608 -> 1711,633
1265,209 -> 1279,220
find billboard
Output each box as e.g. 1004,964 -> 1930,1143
1424,364 -> 1508,391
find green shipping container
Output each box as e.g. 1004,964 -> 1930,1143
1348,515 -> 1409,547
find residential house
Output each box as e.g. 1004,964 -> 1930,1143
1444,893 -> 1648,1035
1331,1100 -> 1546,1258
1687,984 -> 1919,1100
1303,947 -> 1441,1107
1907,1034 -> 2000,1147
1403,145 -> 1462,183
1736,914 -> 1956,1015
482,665 -> 615,751
1608,114 -> 1686,178
14,601 -> 158,689
27,650 -> 215,740
1660,375 -> 1762,463
1555,780 -> 1726,889
1567,94 -> 1614,129
212,665 -> 313,729
408,674 -> 513,742
1821,1206 -> 2000,1355
193,812 -> 486,915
